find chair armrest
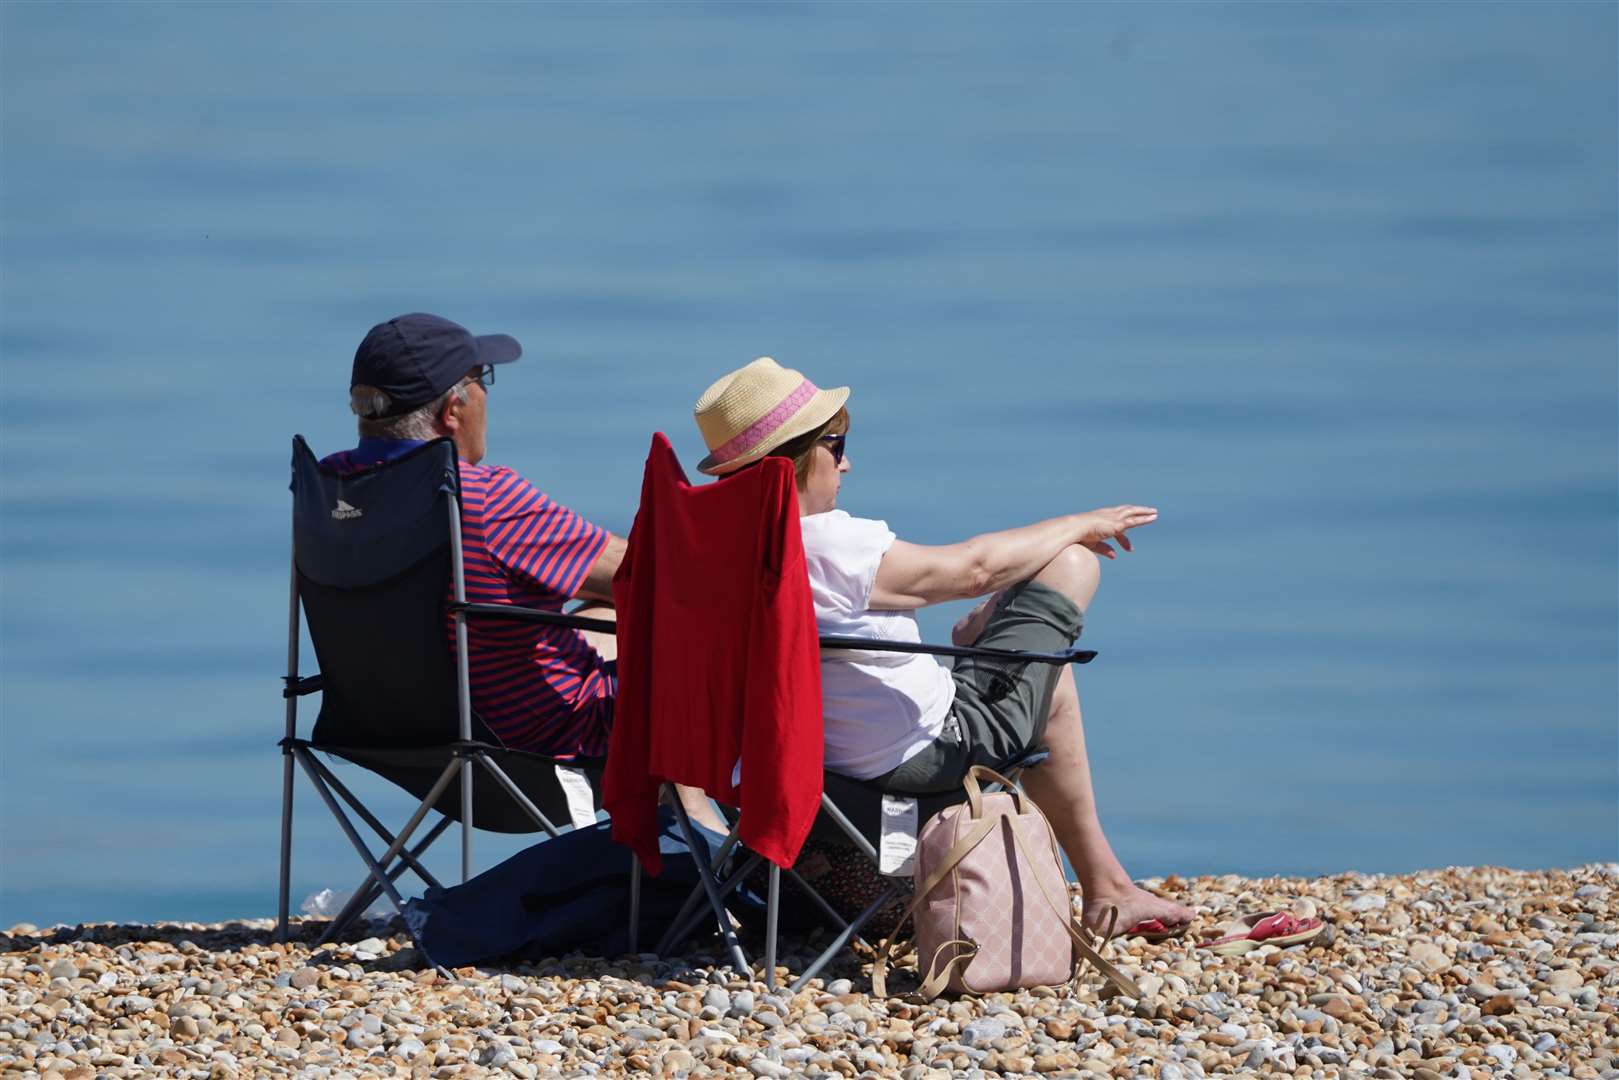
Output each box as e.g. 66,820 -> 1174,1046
446,604 -> 1089,663
281,674 -> 325,699
448,602 -> 617,634
817,635 -> 1095,666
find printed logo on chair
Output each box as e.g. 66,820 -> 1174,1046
331,499 -> 363,520
553,764 -> 597,830
878,794 -> 919,876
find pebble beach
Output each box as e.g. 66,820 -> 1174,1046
2,864 -> 1614,1079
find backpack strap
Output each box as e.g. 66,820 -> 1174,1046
1003,817 -> 1145,1000
870,812 -> 999,999
915,937 -> 980,1002
963,765 -> 1029,819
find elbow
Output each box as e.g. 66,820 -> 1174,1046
957,544 -> 995,599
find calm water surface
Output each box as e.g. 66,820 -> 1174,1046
1,3 -> 1614,926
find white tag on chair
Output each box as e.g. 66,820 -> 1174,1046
553,765 -> 597,830
878,795 -> 919,876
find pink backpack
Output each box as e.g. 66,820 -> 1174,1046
872,767 -> 1140,1000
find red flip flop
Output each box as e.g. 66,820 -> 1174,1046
1198,911 -> 1324,955
1122,918 -> 1192,943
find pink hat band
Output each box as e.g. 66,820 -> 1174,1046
705,377 -> 818,468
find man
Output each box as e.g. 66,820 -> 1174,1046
319,313 -> 624,759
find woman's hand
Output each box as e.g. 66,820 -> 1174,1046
1076,505 -> 1158,559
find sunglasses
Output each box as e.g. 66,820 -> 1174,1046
819,433 -> 846,465
463,364 -> 496,392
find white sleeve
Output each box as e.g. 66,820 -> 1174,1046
801,511 -> 897,617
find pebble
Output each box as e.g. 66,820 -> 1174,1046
0,864 -> 1611,1078
1408,942 -> 1449,973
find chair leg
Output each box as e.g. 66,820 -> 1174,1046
319,816 -> 453,946
661,850 -> 764,957
656,814 -> 744,954
628,854 -> 642,954
293,752 -> 441,966
668,799 -> 752,975
307,754 -> 447,890
460,758 -> 473,884
783,867 -> 853,934
789,880 -> 906,994
471,754 -> 563,838
765,864 -> 780,992
277,750 -> 295,944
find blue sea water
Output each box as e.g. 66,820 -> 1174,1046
1,2 -> 1614,928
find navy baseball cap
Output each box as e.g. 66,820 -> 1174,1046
351,313 -> 522,417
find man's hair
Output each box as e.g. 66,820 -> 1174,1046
767,406 -> 850,488
351,382 -> 467,440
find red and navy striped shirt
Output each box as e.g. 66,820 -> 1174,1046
321,439 -> 614,757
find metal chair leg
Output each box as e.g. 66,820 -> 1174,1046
668,799 -> 751,975
765,864 -> 780,992
318,816 -> 453,946
628,854 -> 642,954
307,754 -> 447,889
294,752 -> 441,967
460,758 -> 473,884
662,849 -> 763,955
277,750 -> 295,944
789,880 -> 905,993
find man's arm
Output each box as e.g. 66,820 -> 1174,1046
867,506 -> 1156,611
574,532 -> 627,603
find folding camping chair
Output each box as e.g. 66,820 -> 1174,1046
277,436 -> 618,964
613,435 -> 1096,992
652,650 -> 1086,993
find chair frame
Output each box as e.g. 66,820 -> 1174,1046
276,449 -> 628,962
649,635 -> 1094,993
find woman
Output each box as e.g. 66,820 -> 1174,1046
692,358 -> 1192,936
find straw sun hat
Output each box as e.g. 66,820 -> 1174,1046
694,358 -> 849,476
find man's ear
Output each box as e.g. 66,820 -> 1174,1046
438,394 -> 462,437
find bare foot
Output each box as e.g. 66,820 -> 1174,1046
1082,885 -> 1195,938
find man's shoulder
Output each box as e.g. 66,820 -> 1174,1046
458,460 -> 592,519
458,459 -> 536,492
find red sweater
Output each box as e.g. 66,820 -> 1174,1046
604,434 -> 824,874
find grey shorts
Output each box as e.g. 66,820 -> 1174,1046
876,580 -> 1083,794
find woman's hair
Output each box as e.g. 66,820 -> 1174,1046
766,406 -> 849,488
351,382 -> 467,440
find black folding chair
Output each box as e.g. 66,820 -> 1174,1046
653,642 -> 1090,993
277,436 -> 618,964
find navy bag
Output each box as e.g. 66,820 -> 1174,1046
402,810 -> 763,967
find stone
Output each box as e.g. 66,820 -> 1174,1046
289,967 -> 320,990
1409,943 -> 1449,973
1545,969 -> 1584,992
961,1018 -> 1007,1046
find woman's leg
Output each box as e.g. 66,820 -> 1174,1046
982,547 -> 1194,933
1021,666 -> 1193,933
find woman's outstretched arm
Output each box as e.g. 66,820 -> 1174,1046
867,505 -> 1157,611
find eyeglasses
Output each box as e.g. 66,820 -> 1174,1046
464,365 -> 495,392
819,433 -> 846,465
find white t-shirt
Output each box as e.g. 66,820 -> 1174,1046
799,510 -> 957,779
